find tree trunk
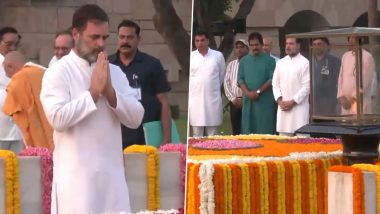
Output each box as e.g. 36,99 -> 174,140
218,0 -> 256,59
151,0 -> 191,74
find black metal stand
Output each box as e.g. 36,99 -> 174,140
341,135 -> 379,165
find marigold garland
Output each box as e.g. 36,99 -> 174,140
194,164 -> 201,214
352,164 -> 380,214
228,164 -> 241,214
225,164 -> 232,214
266,161 -> 277,214
258,161 -> 269,214
291,160 -> 302,214
0,150 -> 20,214
314,159 -> 325,214
283,161 -> 294,214
187,134 -> 347,214
274,161 -> 285,214
299,160 -> 310,214
186,163 -> 195,214
239,163 -> 250,214
213,164 -> 224,214
124,145 -> 160,210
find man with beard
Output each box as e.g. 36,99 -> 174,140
272,37 -> 310,136
238,32 -> 277,134
109,20 -> 172,149
40,4 -> 144,213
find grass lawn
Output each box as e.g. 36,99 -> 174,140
174,115 -> 188,143
177,110 -> 233,140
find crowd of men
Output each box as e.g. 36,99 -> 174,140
0,4 -> 173,213
189,30 -> 378,137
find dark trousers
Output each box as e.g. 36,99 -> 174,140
229,102 -> 242,135
121,125 -> 146,150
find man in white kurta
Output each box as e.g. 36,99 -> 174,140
40,4 -> 144,214
337,36 -> 374,114
0,27 -> 23,152
189,31 -> 225,137
272,37 -> 310,135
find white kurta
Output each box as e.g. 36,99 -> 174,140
40,51 -> 144,214
189,48 -> 225,126
48,55 -> 58,67
272,53 -> 310,134
0,53 -> 22,141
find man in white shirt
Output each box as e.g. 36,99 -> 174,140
0,26 -> 22,153
272,37 -> 310,135
40,4 -> 144,213
223,39 -> 248,135
189,30 -> 225,137
48,30 -> 74,67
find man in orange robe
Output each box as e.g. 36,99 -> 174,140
2,51 -> 54,150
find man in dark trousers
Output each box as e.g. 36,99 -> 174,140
109,20 -> 172,149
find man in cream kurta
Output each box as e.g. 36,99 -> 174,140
272,37 -> 310,135
337,36 -> 374,114
40,4 -> 144,214
189,31 -> 225,137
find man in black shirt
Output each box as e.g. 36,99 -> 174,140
109,20 -> 172,149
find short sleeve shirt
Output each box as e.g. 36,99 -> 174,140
109,50 -> 171,147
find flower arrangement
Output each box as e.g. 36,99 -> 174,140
0,150 -> 20,214
124,145 -> 160,210
19,147 -> 53,214
190,139 -> 262,150
188,137 -> 342,157
188,155 -> 344,214
284,138 -> 341,144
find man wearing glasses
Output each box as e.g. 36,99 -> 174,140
0,26 -> 22,153
48,30 -> 74,67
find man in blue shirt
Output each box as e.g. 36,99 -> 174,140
109,20 -> 172,149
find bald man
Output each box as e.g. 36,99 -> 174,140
263,37 -> 280,62
48,30 -> 74,67
3,51 -> 54,151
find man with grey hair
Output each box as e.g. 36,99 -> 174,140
48,30 -> 74,67
263,37 -> 280,62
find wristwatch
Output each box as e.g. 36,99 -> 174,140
256,90 -> 261,95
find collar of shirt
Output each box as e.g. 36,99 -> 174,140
109,49 -> 144,66
69,50 -> 93,68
